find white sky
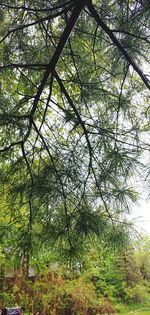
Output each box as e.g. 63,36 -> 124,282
132,200 -> 150,235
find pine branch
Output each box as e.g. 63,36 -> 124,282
0,4 -> 73,44
86,0 -> 150,91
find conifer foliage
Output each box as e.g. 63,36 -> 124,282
0,0 -> 150,267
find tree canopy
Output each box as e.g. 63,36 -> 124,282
0,0 -> 150,268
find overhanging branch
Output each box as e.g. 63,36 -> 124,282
86,0 -> 150,91
30,0 -> 87,118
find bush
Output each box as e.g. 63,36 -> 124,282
2,270 -> 101,315
0,292 -> 15,306
124,283 -> 150,304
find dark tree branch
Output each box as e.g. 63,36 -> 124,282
14,1 -> 86,152
115,65 -> 129,146
32,121 -> 73,249
0,4 -> 73,44
111,29 -> 150,44
54,71 -> 93,170
21,142 -> 34,184
0,141 -> 22,153
0,114 -> 30,120
0,1 -> 73,12
0,64 -> 48,70
30,0 -> 87,118
86,0 -> 150,91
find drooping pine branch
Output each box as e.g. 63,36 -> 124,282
87,0 -> 150,91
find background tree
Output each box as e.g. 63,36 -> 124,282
135,234 -> 150,280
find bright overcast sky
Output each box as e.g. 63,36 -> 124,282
132,200 -> 150,235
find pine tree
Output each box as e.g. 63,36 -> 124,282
0,0 -> 150,267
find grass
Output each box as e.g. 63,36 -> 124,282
121,311 -> 150,315
117,304 -> 150,315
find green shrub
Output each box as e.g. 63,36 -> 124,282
0,292 -> 15,306
124,283 -> 150,304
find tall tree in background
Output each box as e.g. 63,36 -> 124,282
0,0 -> 150,270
